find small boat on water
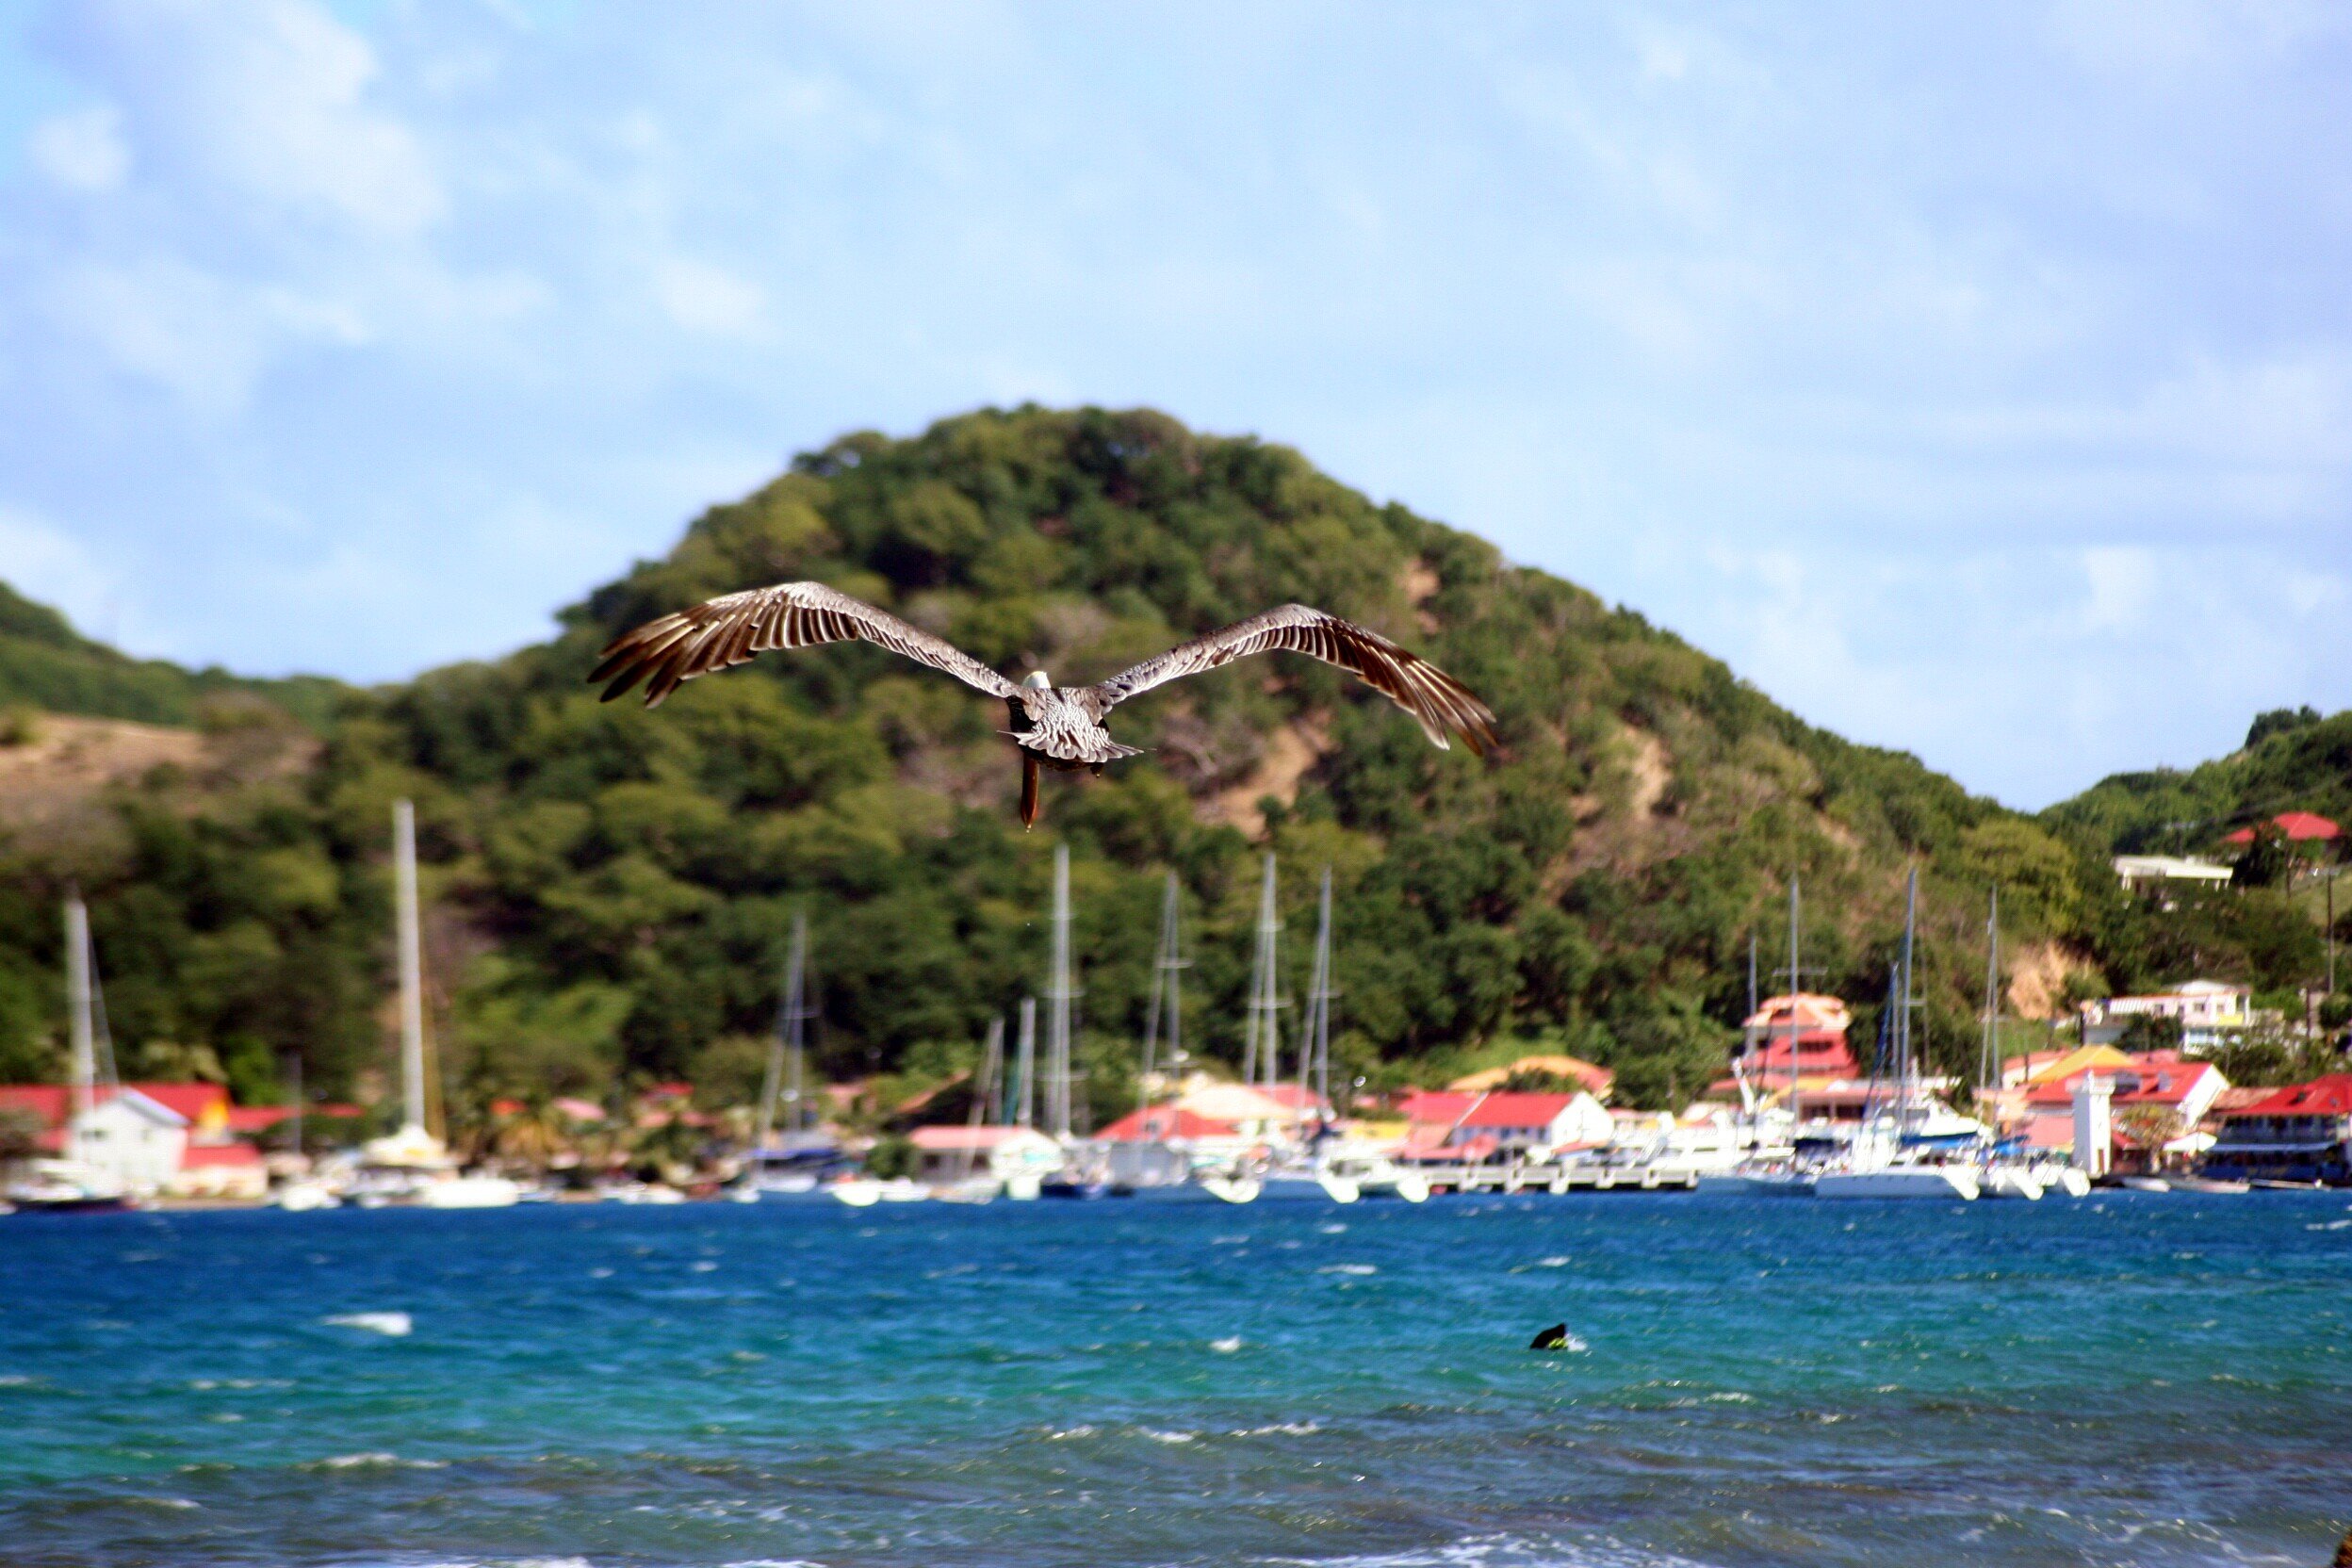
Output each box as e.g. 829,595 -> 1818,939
416,1174 -> 523,1209
828,1176 -> 927,1207
2170,1175 -> 2250,1195
2117,1176 -> 2171,1193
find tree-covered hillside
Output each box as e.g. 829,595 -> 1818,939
2,407 -> 2319,1122
0,581 -> 340,731
2042,707 -> 2352,857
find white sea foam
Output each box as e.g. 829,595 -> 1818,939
691,1261 -> 718,1272
1318,1222 -> 1348,1233
1319,1263 -> 1378,1275
1210,1335 -> 1244,1353
1233,1420 -> 1321,1436
310,1452 -> 449,1470
323,1312 -> 412,1336
1535,1255 -> 1571,1268
1288,1529 -> 1726,1566
1143,1428 -> 1197,1444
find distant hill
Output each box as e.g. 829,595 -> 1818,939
2041,707 -> 2352,858
0,580 -> 340,730
0,408 -> 2332,1119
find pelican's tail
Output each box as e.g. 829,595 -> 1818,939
1019,753 -> 1039,830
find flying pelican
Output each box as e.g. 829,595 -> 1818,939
591,581 -> 1497,826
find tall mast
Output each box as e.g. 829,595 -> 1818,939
66,893 -> 91,1121
394,799 -> 427,1134
1897,865 -> 1919,1115
1785,874 -> 1801,1138
1304,867 -> 1334,1118
758,911 -> 808,1151
1243,854 -> 1282,1091
963,1016 -> 1003,1178
1142,871 -> 1184,1111
1747,931 -> 1757,1023
1015,996 -> 1037,1129
1979,887 -> 2001,1098
1048,841 -> 1073,1139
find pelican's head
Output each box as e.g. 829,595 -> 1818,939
1022,670 -> 1052,691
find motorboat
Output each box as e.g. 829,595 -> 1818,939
273,1180 -> 342,1212
931,1176 -> 1002,1204
2170,1175 -> 2250,1195
2117,1176 -> 2172,1193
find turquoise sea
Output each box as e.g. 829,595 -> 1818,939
1,1193 -> 2346,1567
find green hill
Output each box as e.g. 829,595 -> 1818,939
2041,707 -> 2352,857
0,580 -> 340,730
1,406 -> 2325,1120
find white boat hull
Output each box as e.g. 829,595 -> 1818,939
1982,1166 -> 2043,1200
416,1175 -> 522,1209
1815,1167 -> 1979,1201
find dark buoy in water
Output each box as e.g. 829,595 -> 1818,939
1529,1323 -> 1572,1350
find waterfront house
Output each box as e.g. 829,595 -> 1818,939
2200,1074 -> 2352,1184
0,1084 -> 189,1194
906,1124 -> 1063,1184
2001,1049 -> 2229,1168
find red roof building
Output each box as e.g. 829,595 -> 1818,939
2203,1073 -> 2352,1183
2224,811 -> 2341,843
1094,1105 -> 1240,1143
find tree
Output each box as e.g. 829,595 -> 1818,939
2114,1104 -> 2187,1169
2233,825 -> 2295,890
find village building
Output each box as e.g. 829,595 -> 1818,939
1394,1088 -> 1611,1163
906,1124 -> 1063,1184
0,1083 -> 191,1195
1990,1047 -> 2230,1170
2200,1074 -> 2352,1184
2112,855 -> 2233,895
2078,980 -> 2250,1052
1446,1054 -> 1615,1101
1704,993 -> 1905,1120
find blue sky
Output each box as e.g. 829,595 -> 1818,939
0,1 -> 2345,808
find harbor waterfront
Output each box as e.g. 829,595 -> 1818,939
3,1194 -> 2346,1568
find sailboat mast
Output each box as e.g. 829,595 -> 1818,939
1049,841 -> 1072,1139
1898,866 -> 1919,1113
1305,867 -> 1333,1116
758,912 -> 808,1151
394,799 -> 427,1133
1142,871 -> 1182,1109
66,893 -> 91,1121
1785,874 -> 1801,1136
1244,854 -> 1282,1091
1015,996 -> 1037,1129
1979,887 -> 2001,1097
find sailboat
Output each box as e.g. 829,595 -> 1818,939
1973,889 -> 2044,1200
1730,876 -> 1818,1197
1817,868 -> 1980,1200
1122,872 -> 1258,1204
7,895 -> 139,1212
1296,869 -> 1424,1202
745,912 -> 847,1200
359,801 -> 518,1208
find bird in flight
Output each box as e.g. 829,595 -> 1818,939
592,581 -> 1496,826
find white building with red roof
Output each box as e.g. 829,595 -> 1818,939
1396,1088 -> 1612,1162
2002,1048 -> 2229,1166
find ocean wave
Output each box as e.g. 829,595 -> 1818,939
321,1311 -> 412,1336
1318,1264 -> 1378,1275
1210,1335 -> 1245,1353
1275,1530 -> 1725,1567
306,1451 -> 450,1470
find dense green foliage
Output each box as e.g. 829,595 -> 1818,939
2042,709 -> 2352,857
0,408 -> 2340,1118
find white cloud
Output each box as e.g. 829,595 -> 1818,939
27,104 -> 130,190
49,258 -> 368,412
84,0 -> 443,233
651,257 -> 767,336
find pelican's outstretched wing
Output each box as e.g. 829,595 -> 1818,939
592,581 -> 1020,707
1086,604 -> 1497,754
